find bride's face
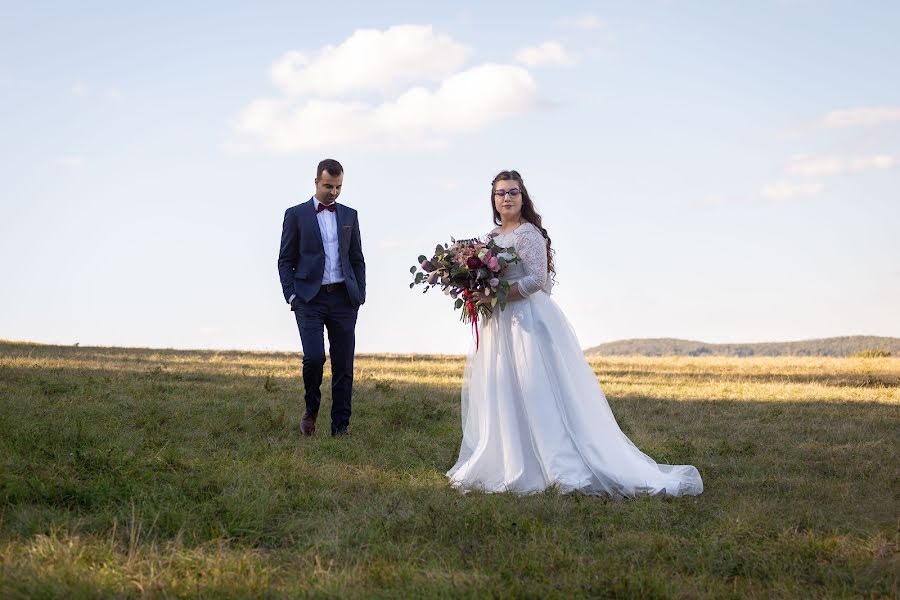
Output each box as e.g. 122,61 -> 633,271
494,180 -> 523,221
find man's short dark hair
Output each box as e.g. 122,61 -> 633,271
317,159 -> 343,179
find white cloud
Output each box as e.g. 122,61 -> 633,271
761,181 -> 823,200
270,25 -> 472,97
555,15 -> 605,29
821,106 -> 900,128
71,81 -> 90,97
57,156 -> 86,169
694,195 -> 741,207
786,154 -> 897,177
231,26 -> 551,153
231,63 -> 540,152
70,81 -> 123,101
514,41 -> 577,68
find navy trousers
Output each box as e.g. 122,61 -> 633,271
293,284 -> 359,434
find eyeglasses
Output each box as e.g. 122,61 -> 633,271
494,188 -> 521,199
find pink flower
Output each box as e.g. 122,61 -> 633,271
489,277 -> 500,288
487,257 -> 501,272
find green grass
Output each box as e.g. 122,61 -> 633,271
0,342 -> 897,598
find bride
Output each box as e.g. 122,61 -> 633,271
446,170 -> 704,498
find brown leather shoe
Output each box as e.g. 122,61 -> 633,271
300,411 -> 318,436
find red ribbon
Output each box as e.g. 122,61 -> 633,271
463,289 -> 480,351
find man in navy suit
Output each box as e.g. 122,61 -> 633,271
278,159 -> 366,437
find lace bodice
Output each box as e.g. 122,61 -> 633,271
488,222 -> 553,297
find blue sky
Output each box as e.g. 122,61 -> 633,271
1,1 -> 898,354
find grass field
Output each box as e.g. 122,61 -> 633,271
0,341 -> 897,598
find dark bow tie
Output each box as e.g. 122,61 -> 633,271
316,202 -> 337,213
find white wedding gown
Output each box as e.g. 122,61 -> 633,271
447,223 -> 703,497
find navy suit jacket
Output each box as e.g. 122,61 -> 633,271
278,198 -> 366,307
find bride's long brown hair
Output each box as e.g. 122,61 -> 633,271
490,170 -> 556,281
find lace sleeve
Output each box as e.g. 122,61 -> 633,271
514,224 -> 548,297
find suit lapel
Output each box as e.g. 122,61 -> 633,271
306,198 -> 324,249
335,203 -> 345,257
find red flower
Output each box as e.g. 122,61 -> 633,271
466,256 -> 483,269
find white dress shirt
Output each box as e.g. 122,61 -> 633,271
315,198 -> 345,285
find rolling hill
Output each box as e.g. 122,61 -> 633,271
584,336 -> 899,357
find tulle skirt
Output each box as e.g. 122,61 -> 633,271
446,290 -> 703,497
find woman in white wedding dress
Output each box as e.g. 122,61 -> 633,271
446,170 -> 703,498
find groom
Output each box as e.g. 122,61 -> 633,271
278,159 -> 366,437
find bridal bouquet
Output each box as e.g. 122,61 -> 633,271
410,235 -> 521,348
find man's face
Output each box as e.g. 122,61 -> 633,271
315,171 -> 343,204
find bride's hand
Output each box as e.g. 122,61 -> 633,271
469,291 -> 490,307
